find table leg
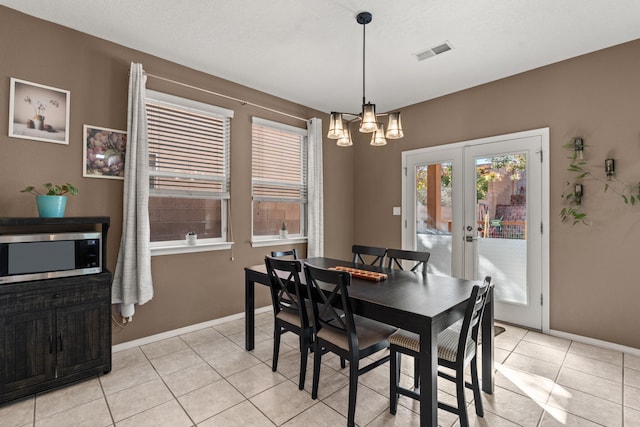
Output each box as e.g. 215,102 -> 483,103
419,323 -> 438,427
481,285 -> 495,393
245,270 -> 255,351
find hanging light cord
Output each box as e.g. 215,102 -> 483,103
362,19 -> 366,106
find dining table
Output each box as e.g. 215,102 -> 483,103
244,257 -> 494,427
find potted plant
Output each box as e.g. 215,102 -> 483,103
279,221 -> 288,239
20,183 -> 79,218
185,230 -> 197,245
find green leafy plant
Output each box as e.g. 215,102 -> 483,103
20,183 -> 79,196
560,140 -> 640,225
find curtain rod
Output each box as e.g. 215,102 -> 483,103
144,72 -> 308,123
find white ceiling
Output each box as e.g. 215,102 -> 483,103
3,0 -> 640,114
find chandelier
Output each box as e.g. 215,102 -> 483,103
327,12 -> 404,147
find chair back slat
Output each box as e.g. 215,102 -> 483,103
386,249 -> 430,274
352,245 -> 387,267
271,249 -> 299,260
265,256 -> 309,327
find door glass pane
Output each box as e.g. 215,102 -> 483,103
475,154 -> 528,304
415,162 -> 453,276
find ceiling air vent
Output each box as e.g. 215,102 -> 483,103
415,41 -> 453,61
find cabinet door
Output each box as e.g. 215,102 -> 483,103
56,301 -> 110,377
0,310 -> 56,394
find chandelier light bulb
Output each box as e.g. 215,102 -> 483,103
327,112 -> 345,139
359,103 -> 378,133
370,123 -> 387,146
386,112 -> 404,139
336,127 -> 353,147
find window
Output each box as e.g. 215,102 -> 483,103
251,117 -> 307,243
146,90 -> 233,250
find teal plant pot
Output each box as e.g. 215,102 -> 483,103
36,195 -> 67,218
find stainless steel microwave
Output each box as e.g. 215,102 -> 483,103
0,232 -> 101,284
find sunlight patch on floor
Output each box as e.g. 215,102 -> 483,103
496,363 -> 570,423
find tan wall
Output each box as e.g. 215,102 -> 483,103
351,39 -> 640,349
0,7 -> 353,345
2,6 -> 638,350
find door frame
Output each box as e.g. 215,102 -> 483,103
401,128 -> 550,333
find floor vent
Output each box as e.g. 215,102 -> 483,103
415,41 -> 453,61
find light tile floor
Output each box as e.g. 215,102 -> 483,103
1,312 -> 639,426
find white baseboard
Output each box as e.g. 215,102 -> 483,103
113,311 -> 640,358
549,329 -> 640,357
112,305 -> 272,353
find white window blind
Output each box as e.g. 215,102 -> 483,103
145,90 -> 233,245
251,117 -> 308,239
252,117 -> 307,203
146,90 -> 232,199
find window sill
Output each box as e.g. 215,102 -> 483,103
151,241 -> 234,256
251,237 -> 307,248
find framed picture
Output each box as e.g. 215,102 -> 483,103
83,125 -> 127,179
9,78 -> 70,144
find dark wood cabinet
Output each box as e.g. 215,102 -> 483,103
0,272 -> 112,403
0,309 -> 55,395
0,217 -> 112,404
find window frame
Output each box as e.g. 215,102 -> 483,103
145,89 -> 234,256
250,117 -> 308,247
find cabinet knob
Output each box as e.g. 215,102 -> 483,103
52,293 -> 60,299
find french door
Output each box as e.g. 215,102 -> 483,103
402,129 -> 549,331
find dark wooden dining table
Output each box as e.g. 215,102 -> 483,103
244,257 -> 494,427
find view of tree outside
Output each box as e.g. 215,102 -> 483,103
416,155 -> 527,238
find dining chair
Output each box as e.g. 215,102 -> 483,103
351,244 -> 387,267
304,262 -> 396,427
385,248 -> 431,274
270,248 -> 299,259
388,276 -> 493,427
264,256 -> 312,390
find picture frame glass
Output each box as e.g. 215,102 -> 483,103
83,125 -> 127,179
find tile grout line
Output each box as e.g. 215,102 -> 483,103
97,374 -> 118,427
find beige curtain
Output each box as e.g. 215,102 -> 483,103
112,62 -> 153,321
307,118 -> 324,257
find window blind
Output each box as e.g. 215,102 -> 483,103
251,118 -> 307,203
146,91 -> 232,199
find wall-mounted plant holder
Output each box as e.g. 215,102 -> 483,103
605,158 -> 615,180
573,137 -> 584,160
574,183 -> 583,205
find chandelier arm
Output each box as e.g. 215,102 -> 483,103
331,111 -> 361,120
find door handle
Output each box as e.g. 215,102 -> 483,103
465,235 -> 477,242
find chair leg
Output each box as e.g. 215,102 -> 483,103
272,324 -> 281,372
311,342 -> 322,400
298,335 -> 308,390
413,356 -> 420,389
389,348 -> 400,415
340,357 -> 346,369
456,370 -> 470,427
347,359 -> 359,427
470,356 -> 484,417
